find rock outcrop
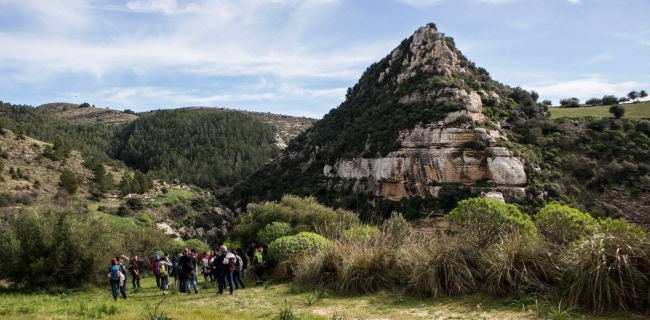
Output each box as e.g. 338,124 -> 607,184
325,124 -> 526,200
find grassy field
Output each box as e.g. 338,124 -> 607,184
548,101 -> 650,119
0,276 -> 644,319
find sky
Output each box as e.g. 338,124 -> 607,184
0,0 -> 649,118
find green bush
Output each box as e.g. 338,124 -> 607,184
342,225 -> 381,242
445,198 -> 538,249
381,212 -> 411,245
58,169 -> 79,194
563,219 -> 650,312
535,203 -> 597,245
183,238 -> 211,254
257,222 -> 295,246
267,232 -> 331,261
0,206 -> 121,287
231,195 -> 360,249
138,213 -> 154,228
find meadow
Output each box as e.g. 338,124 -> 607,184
0,276 -> 638,320
548,101 -> 650,119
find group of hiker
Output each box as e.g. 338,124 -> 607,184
108,245 -> 267,300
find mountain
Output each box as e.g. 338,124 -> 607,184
224,24 -> 552,217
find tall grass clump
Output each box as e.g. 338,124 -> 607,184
293,236 -> 396,295
406,237 -> 475,298
535,203 -> 597,245
563,219 -> 650,312
479,236 -> 560,297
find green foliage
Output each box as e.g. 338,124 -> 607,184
341,225 -> 381,242
231,195 -> 360,249
183,238 -> 210,254
58,169 -> 79,194
258,222 -> 295,246
445,198 -> 538,249
267,232 -> 331,261
0,206 -> 121,287
114,108 -> 275,188
609,104 -> 625,119
381,212 -> 410,245
559,98 -> 580,108
564,219 -> 650,312
138,213 -> 154,228
535,203 -> 597,245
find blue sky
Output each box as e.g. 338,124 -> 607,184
0,0 -> 648,118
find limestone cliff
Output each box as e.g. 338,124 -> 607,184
321,25 -> 527,200
228,23 -> 544,213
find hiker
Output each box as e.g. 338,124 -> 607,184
129,255 -> 141,289
152,254 -> 161,288
158,254 -> 173,295
179,248 -> 199,294
254,247 -> 266,285
233,249 -> 245,290
210,250 -> 220,283
236,248 -> 248,279
216,245 -> 235,295
201,251 -> 211,282
176,251 -> 186,292
108,257 -> 127,301
117,255 -> 129,295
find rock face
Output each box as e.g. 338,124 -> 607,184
320,24 -> 528,201
325,125 -> 526,200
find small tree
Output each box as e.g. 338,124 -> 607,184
560,97 -> 580,108
609,104 -> 625,119
59,169 -> 79,194
585,98 -> 602,106
640,90 -> 648,100
627,90 -> 639,102
79,102 -> 91,108
619,97 -> 630,103
601,95 -> 618,105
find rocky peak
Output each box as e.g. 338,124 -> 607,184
379,24 -> 466,84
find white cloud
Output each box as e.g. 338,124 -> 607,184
524,76 -> 647,104
567,0 -> 580,4
125,0 -> 181,14
396,0 -> 519,8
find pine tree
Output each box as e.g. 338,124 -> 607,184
59,169 -> 79,194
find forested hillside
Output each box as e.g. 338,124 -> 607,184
0,102 -> 282,189
114,109 -> 276,187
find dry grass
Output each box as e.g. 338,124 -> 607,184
548,101 -> 650,119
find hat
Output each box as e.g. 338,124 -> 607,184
220,245 -> 227,252
155,254 -> 159,259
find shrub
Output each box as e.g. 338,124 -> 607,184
268,232 -> 331,261
563,219 -> 650,312
126,198 -> 145,211
116,204 -> 131,217
183,238 -> 210,254
232,195 -> 360,249
0,206 -> 122,287
381,212 -> 411,245
138,214 -> 154,228
342,225 -> 381,242
535,203 -> 597,245
58,169 -> 79,194
257,222 -> 295,246
445,198 -> 538,249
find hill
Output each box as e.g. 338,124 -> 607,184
225,24 -> 650,222
548,101 -> 650,119
0,127 -> 235,246
39,102 -> 138,124
225,23 -> 547,217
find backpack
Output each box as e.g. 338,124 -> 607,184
234,255 -> 243,272
110,265 -> 120,281
152,260 -> 160,276
223,252 -> 236,271
159,263 -> 167,277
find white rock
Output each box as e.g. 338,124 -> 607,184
482,191 -> 505,202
